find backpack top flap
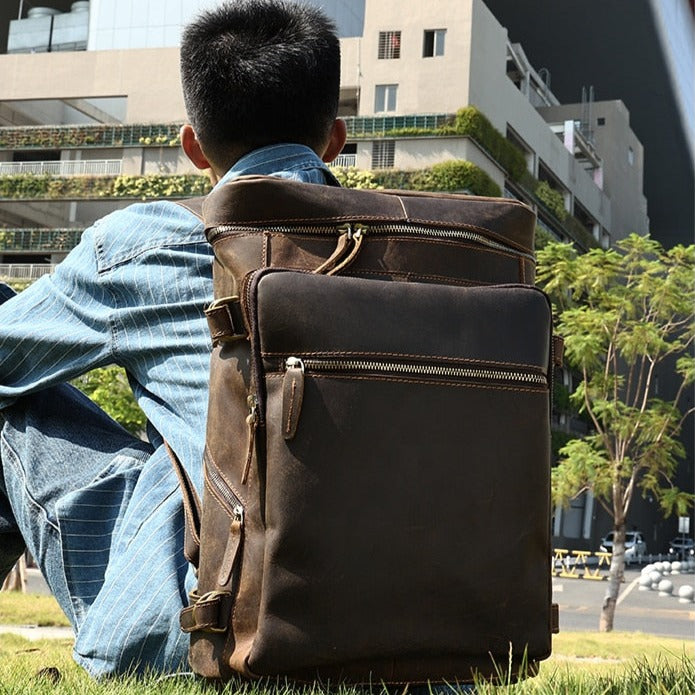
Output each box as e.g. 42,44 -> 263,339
202,175 -> 536,258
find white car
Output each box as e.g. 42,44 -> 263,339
599,531 -> 647,564
667,536 -> 694,561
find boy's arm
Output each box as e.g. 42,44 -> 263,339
0,227 -> 115,407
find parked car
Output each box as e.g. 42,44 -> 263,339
599,531 -> 648,564
667,536 -> 695,561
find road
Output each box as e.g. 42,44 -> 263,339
553,567 -> 695,639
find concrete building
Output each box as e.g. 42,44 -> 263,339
0,0 -> 649,273
484,0 -> 695,557
484,0 -> 695,248
1,1 -> 678,554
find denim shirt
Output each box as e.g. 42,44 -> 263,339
0,144 -> 338,675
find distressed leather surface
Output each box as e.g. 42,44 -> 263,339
188,177 -> 554,684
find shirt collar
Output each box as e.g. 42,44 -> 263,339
215,143 -> 340,189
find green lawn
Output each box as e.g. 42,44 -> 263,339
0,630 -> 692,695
0,591 -> 70,627
1,594 -> 693,694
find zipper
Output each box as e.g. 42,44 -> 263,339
280,355 -> 547,440
206,460 -> 245,516
208,222 -> 535,264
205,463 -> 245,588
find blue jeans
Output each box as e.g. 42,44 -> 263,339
0,286 -> 152,631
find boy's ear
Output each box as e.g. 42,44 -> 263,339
180,124 -> 212,170
321,119 -> 348,163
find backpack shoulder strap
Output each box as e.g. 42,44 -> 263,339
175,196 -> 206,221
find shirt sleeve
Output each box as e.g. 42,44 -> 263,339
0,226 -> 115,408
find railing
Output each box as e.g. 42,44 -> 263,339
344,114 -> 451,136
0,264 -> 55,280
0,160 -> 122,176
0,117 -> 454,150
0,228 -> 82,252
0,123 -> 182,150
332,153 -> 356,168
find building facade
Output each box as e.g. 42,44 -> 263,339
1,0 -> 678,553
0,0 -> 649,270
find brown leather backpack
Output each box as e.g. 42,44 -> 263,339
170,176 -> 560,686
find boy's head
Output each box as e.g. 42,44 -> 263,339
180,0 -> 343,173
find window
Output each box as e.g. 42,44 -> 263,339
371,141 -> 395,169
423,29 -> 446,57
378,31 -> 401,59
628,146 -> 635,165
597,117 -> 606,126
374,84 -> 398,113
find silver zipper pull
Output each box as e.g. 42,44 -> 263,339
282,357 -> 305,441
241,394 -> 258,484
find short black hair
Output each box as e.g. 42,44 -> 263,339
180,0 -> 341,168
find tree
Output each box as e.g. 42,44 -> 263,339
536,234 -> 695,631
73,365 -> 147,437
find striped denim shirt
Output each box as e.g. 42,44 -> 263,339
0,144 -> 338,676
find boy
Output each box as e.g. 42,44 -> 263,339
0,0 -> 345,676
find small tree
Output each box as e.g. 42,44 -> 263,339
537,234 -> 694,631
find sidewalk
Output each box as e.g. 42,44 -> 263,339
0,624 -> 74,640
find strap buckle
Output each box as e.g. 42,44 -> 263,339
180,589 -> 230,634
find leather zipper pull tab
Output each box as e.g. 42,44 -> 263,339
217,505 -> 244,587
313,225 -> 351,275
282,357 -> 305,440
328,225 -> 366,276
241,394 -> 258,484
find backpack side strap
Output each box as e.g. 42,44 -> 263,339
165,441 -> 202,569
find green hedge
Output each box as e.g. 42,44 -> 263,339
0,174 -> 211,200
1,164 -> 497,200
447,107 -> 527,181
333,160 -> 501,198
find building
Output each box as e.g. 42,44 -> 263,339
0,0 -> 650,276
484,0 -> 695,249
1,0 -> 680,552
483,0 -> 695,553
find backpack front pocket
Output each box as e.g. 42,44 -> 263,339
246,271 -> 554,681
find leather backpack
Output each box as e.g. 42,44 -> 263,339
170,176 -> 560,686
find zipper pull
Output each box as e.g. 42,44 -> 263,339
282,357 -> 305,440
217,504 -> 244,587
241,394 -> 258,484
327,224 -> 367,276
313,224 -> 352,275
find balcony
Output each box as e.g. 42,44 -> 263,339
0,160 -> 122,177
344,114 -> 450,137
0,124 -> 182,150
0,117 -> 454,151
0,264 -> 54,280
332,154 -> 356,168
0,229 -> 82,252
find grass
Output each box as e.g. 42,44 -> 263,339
0,630 -> 692,695
0,591 -> 70,627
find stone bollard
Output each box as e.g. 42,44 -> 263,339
677,585 -> 694,603
657,579 -> 673,596
649,570 -> 662,589
638,574 -> 652,591
671,561 -> 682,575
